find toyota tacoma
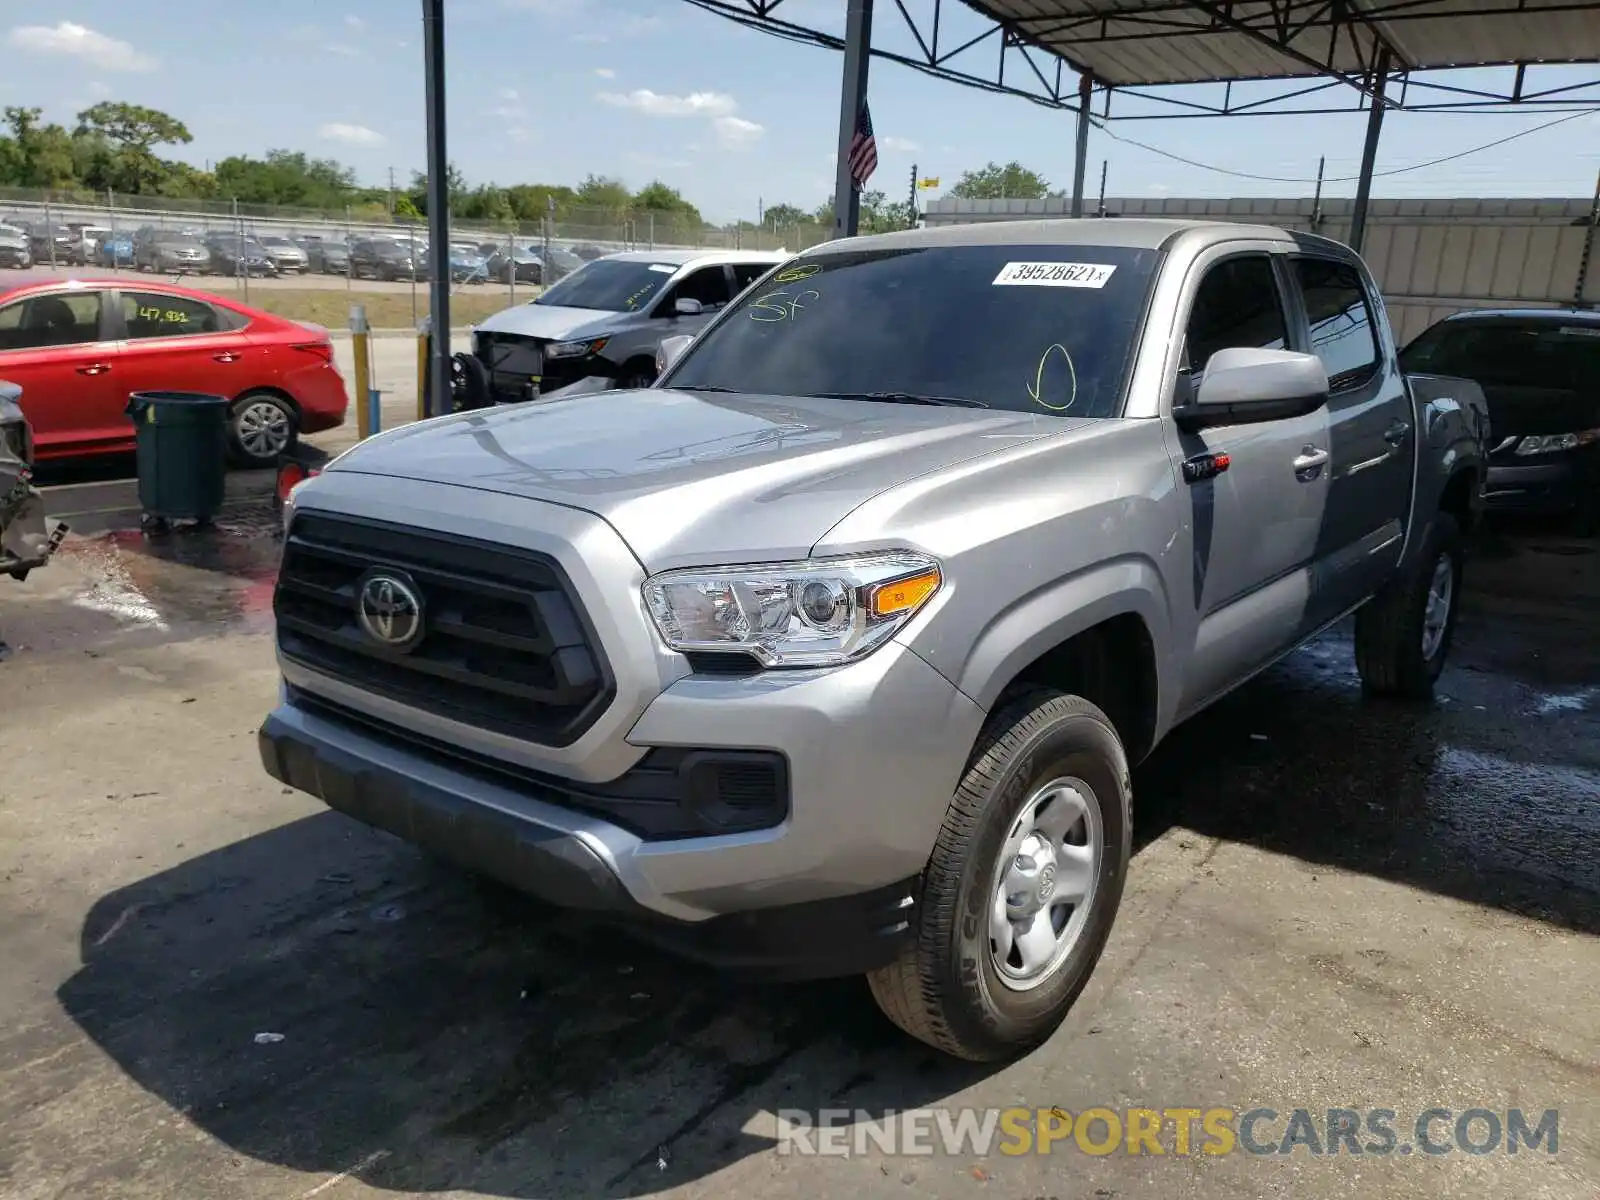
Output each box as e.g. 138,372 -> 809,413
260,219 -> 1487,1061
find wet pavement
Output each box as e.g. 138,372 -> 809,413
0,518 -> 1596,1199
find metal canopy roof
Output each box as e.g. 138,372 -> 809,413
968,0 -> 1600,89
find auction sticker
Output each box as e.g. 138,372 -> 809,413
992,261 -> 1116,288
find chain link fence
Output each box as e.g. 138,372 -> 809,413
0,186 -> 832,255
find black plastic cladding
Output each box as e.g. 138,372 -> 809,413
286,687 -> 790,839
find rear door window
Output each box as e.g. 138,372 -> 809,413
1292,257 -> 1380,391
122,292 -> 224,339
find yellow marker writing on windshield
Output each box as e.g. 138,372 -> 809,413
774,262 -> 822,284
1027,343 -> 1078,412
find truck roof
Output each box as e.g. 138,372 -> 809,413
603,248 -> 787,267
823,217 -> 1305,255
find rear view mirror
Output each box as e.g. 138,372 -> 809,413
674,297 -> 703,317
656,334 -> 695,376
1178,347 -> 1329,430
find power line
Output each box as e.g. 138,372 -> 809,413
1089,108 -> 1590,183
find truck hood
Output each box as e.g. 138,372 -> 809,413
323,388 -> 1073,570
474,303 -> 623,342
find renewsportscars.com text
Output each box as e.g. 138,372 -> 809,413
775,1106 -> 1560,1158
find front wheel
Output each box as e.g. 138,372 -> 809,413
229,392 -> 298,468
868,690 -> 1131,1062
1354,511 -> 1463,700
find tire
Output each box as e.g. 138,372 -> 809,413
1354,511 -> 1463,700
228,392 -> 298,468
867,690 -> 1132,1062
618,360 -> 657,390
449,352 -> 492,412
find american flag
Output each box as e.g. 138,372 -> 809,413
848,100 -> 878,190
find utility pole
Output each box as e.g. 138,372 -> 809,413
1096,160 -> 1108,217
1311,156 -> 1326,233
388,167 -> 397,216
909,162 -> 918,229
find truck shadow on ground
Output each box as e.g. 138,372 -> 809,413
53,530 -> 1599,1195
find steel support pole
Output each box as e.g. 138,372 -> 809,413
1349,48 -> 1391,256
421,0 -> 451,416
832,0 -> 873,240
1071,73 -> 1093,218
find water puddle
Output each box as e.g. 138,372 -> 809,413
5,509 -> 283,653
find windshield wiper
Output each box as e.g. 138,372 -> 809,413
670,384 -> 740,392
812,390 -> 989,409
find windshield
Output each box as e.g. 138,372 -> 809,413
663,243 -> 1158,416
536,258 -> 678,312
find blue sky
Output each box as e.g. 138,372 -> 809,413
4,0 -> 1598,222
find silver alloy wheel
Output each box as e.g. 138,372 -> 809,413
235,399 -> 292,460
989,775 -> 1104,992
1420,551 -> 1454,661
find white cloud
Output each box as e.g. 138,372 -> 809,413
1146,183 -> 1172,195
86,80 -> 112,98
344,14 -> 365,29
319,122 -> 385,146
499,87 -> 520,101
594,67 -> 615,79
713,115 -> 764,149
571,32 -> 608,43
326,43 -> 361,57
6,22 -> 157,71
598,89 -> 737,117
489,104 -> 526,121
881,135 -> 918,153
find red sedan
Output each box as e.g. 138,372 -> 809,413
0,277 -> 348,467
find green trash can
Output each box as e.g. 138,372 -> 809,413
124,391 -> 230,522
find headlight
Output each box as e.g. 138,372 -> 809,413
546,337 -> 609,359
642,552 -> 942,668
1515,430 -> 1599,456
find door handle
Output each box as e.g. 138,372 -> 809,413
1384,420 -> 1410,447
76,363 -> 112,375
213,352 -> 240,363
1293,446 -> 1330,478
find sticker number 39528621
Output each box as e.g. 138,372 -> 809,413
992,261 -> 1117,288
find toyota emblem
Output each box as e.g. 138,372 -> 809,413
356,570 -> 425,651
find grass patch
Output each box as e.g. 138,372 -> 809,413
239,288 -> 530,330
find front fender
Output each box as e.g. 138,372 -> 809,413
939,555 -> 1174,718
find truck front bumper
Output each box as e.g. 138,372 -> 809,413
261,639 -> 982,980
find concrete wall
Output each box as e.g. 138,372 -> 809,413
923,196 -> 1599,344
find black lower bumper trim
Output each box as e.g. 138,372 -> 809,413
258,704 -> 918,981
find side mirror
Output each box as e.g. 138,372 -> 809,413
674,297 -> 703,317
1176,347 -> 1329,430
656,334 -> 695,376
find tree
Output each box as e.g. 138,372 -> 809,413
0,107 -> 77,188
632,180 -> 701,227
74,102 -> 192,152
948,161 -> 1051,200
215,150 -> 358,208
761,202 -> 813,230
574,174 -> 631,213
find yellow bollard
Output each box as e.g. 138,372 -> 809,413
415,315 -> 430,422
350,304 -> 372,440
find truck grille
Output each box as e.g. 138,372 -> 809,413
275,513 -> 613,747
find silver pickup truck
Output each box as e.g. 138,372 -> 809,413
259,219 -> 1488,1062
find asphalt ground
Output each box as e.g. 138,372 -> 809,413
0,508 -> 1596,1200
